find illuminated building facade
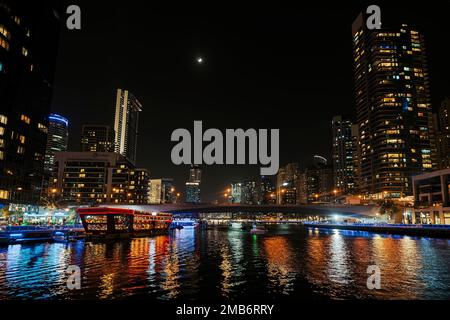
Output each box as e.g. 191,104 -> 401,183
149,179 -> 162,204
189,165 -> 201,183
44,114 -> 68,174
260,175 -> 276,204
276,163 -> 299,204
412,169 -> 450,225
0,1 -> 62,204
149,178 -> 175,204
185,182 -> 200,203
52,152 -> 149,205
114,89 -> 142,165
185,165 -> 201,203
81,125 -> 114,152
332,115 -> 355,194
242,181 -> 258,205
435,98 -> 450,169
230,182 -> 242,204
352,13 -> 435,198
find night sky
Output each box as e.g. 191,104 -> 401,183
51,1 -> 450,201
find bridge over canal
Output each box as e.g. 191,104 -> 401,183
99,204 -> 379,219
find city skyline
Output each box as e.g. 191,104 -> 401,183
50,2 -> 450,201
2,0 -> 450,306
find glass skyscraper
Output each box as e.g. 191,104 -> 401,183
332,115 -> 355,194
114,89 -> 142,165
352,13 -> 435,198
44,113 -> 68,174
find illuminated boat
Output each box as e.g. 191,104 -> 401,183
76,207 -> 172,239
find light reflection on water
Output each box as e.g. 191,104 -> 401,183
0,225 -> 449,300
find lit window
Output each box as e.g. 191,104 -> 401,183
0,114 -> 7,124
0,37 -> 9,51
0,127 -> 4,136
0,139 -> 4,148
21,114 -> 30,124
19,135 -> 25,144
0,189 -> 9,199
17,146 -> 25,155
37,123 -> 47,133
22,47 -> 28,57
0,24 -> 10,39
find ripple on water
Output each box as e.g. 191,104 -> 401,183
0,226 -> 449,300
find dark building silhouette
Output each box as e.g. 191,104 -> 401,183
332,115 -> 355,195
0,1 -> 62,205
436,98 -> 450,169
81,125 -> 114,152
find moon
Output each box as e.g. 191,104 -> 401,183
197,57 -> 204,64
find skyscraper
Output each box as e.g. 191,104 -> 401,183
81,125 -> 114,152
332,115 -> 355,194
0,1 -> 62,205
276,163 -> 299,204
44,114 -> 68,174
352,13 -> 435,198
114,89 -> 142,165
149,178 -> 175,204
436,98 -> 450,169
260,175 -> 276,204
189,165 -> 202,183
185,165 -> 201,203
230,182 -> 242,204
185,182 -> 200,203
242,181 -> 258,205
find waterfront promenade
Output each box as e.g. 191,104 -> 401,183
304,222 -> 450,238
0,225 -> 84,244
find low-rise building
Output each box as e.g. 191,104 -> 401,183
52,152 -> 150,205
412,169 -> 450,224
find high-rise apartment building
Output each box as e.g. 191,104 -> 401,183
44,114 -> 68,174
0,1 -> 62,205
260,175 -> 276,204
276,163 -> 299,204
81,125 -> 114,152
185,182 -> 200,203
185,165 -> 201,203
352,13 -> 435,198
114,89 -> 142,165
436,98 -> 450,169
332,115 -> 355,194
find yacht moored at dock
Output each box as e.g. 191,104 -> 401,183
76,207 -> 173,239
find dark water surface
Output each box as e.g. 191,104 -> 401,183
1,225 -> 449,300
